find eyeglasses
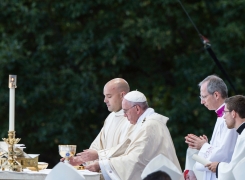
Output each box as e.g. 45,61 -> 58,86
199,94 -> 211,100
123,105 -> 136,114
223,110 -> 231,115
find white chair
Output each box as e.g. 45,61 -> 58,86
45,162 -> 85,180
232,157 -> 245,180
141,154 -> 182,180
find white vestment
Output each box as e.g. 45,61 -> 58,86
232,157 -> 245,180
185,148 -> 204,180
98,109 -> 183,180
217,126 -> 245,180
90,110 -> 132,150
195,115 -> 238,180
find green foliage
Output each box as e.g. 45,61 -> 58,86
1,0 -> 245,169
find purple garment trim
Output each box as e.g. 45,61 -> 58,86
216,104 -> 225,117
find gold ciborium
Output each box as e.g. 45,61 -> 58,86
59,145 -> 76,163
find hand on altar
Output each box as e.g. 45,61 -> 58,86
85,161 -> 100,172
60,156 -> 84,166
205,162 -> 219,172
185,134 -> 207,150
76,149 -> 98,162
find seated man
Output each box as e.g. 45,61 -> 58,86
141,154 -> 182,180
143,171 -> 172,180
84,91 -> 183,180
205,95 -> 245,180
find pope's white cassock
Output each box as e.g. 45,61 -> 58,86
216,122 -> 245,180
90,109 -> 132,150
194,104 -> 238,180
98,108 -> 183,180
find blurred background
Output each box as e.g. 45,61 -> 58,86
0,0 -> 244,170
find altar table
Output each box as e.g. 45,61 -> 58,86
0,169 -> 100,180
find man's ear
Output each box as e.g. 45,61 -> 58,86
121,92 -> 125,98
214,91 -> 220,99
135,105 -> 140,114
231,110 -> 236,118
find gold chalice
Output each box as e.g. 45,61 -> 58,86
58,145 -> 76,164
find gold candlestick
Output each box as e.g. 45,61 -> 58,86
1,131 -> 22,172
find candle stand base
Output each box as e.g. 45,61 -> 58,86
1,131 -> 22,172
1,158 -> 22,172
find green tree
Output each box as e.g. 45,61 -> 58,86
1,0 -> 245,169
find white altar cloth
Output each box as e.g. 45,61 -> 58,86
0,169 -> 100,180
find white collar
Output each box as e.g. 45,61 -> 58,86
136,108 -> 155,125
114,109 -> 124,117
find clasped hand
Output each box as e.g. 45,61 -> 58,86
185,134 -> 208,150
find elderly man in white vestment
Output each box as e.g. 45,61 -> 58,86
185,75 -> 237,180
205,95 -> 245,180
84,90 -> 183,180
68,78 -> 132,166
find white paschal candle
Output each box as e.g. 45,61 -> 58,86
192,154 -> 211,166
9,88 -> 15,131
9,75 -> 17,131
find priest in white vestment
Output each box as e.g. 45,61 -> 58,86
68,78 -> 133,166
85,90 -> 184,180
141,154 -> 183,180
185,75 -> 237,180
205,95 -> 245,180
